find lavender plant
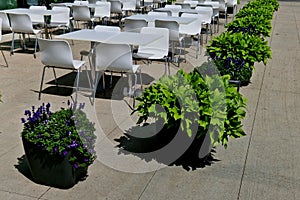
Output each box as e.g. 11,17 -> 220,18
21,101 -> 96,169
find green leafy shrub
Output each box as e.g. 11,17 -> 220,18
235,6 -> 274,20
21,102 -> 96,170
135,68 -> 247,148
226,15 -> 272,37
206,31 -> 272,85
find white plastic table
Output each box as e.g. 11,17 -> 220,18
2,8 -> 65,38
125,14 -> 197,26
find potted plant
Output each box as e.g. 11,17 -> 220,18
206,31 -> 272,85
20,101 -> 96,189
119,67 -> 247,169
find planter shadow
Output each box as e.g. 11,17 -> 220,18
115,123 -> 219,171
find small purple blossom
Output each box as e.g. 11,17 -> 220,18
73,163 -> 79,169
21,118 -> 26,124
84,158 -> 89,162
53,146 -> 58,154
62,150 -> 68,157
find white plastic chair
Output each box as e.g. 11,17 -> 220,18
155,19 -> 184,67
133,27 -> 170,75
175,2 -> 191,9
93,43 -> 142,105
72,5 -> 95,29
227,0 -> 238,19
219,0 -> 227,25
38,38 -> 89,102
93,2 -> 111,24
109,0 -> 123,26
122,0 -> 137,16
123,18 -> 148,32
80,25 -> 121,71
9,13 -> 43,58
29,6 -> 47,26
0,18 -> 8,67
74,0 -> 89,4
0,12 -> 11,32
49,6 -> 71,34
195,6 -> 213,43
147,11 -> 168,16
179,13 -> 202,59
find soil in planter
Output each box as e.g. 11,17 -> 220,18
115,123 -> 219,171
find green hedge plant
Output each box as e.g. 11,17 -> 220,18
206,31 -> 272,85
135,68 -> 247,148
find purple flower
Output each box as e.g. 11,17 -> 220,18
62,150 -> 68,157
21,118 -> 26,124
73,163 -> 79,169
84,158 -> 89,162
53,147 -> 58,154
24,110 -> 31,116
79,130 -> 85,136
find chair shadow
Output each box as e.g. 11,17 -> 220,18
114,123 -> 220,171
37,71 -> 155,100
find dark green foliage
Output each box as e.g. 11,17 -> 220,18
21,103 -> 96,170
135,68 -> 247,148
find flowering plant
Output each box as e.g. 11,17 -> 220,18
21,102 -> 96,170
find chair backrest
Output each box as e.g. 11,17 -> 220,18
147,11 -> 169,16
219,0 -> 227,11
29,5 -> 47,24
175,3 -> 191,9
38,38 -> 75,69
155,19 -> 180,42
164,5 -> 181,9
0,12 -> 11,31
51,6 -> 71,26
227,0 -> 237,7
110,0 -> 123,14
195,6 -> 213,23
74,0 -> 89,4
152,10 -> 172,16
122,0 -> 136,11
9,13 -> 35,33
94,2 -> 111,18
88,0 -> 99,3
72,5 -> 92,21
138,27 -> 169,57
94,25 -> 121,32
179,13 -> 202,35
94,43 -> 134,72
123,18 -> 148,32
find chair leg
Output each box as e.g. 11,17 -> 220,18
75,70 -> 80,104
10,32 -> 15,56
34,35 -> 38,59
39,66 -> 47,100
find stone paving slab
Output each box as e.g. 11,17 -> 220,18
0,0 -> 299,199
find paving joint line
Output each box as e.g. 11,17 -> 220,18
236,8 -> 278,200
137,170 -> 157,200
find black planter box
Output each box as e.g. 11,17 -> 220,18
22,137 -> 87,189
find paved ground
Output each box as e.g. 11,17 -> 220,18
0,0 -> 299,199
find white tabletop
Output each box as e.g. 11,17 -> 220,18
126,14 -> 196,25
50,3 -> 105,8
2,8 -> 64,16
55,29 -> 162,46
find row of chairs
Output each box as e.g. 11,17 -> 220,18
38,26 -> 170,105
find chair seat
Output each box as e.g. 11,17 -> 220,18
73,60 -> 86,69
134,49 -> 167,60
107,64 -> 140,74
